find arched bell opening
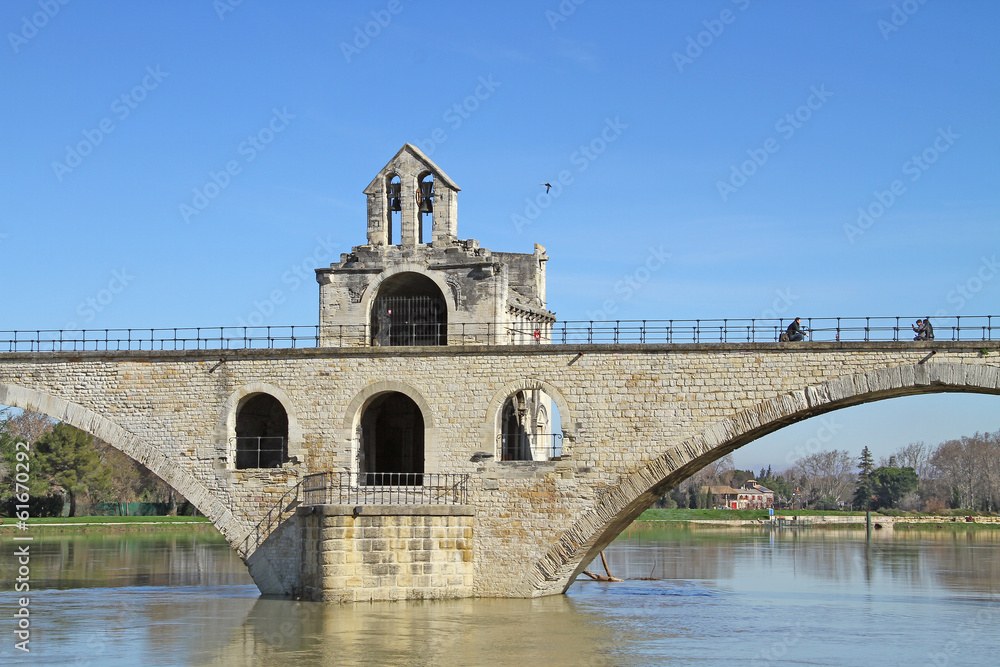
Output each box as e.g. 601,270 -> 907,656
369,272 -> 447,346
234,393 -> 289,469
358,392 -> 424,485
498,388 -> 561,461
385,174 -> 401,246
417,171 -> 434,245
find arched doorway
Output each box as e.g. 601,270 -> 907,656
370,273 -> 447,346
234,393 -> 288,469
359,392 -> 424,484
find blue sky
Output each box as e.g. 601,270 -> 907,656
2,0 -> 997,472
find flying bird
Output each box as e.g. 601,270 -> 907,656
541,183 -> 552,193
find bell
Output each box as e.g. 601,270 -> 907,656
389,197 -> 401,212
419,198 -> 433,213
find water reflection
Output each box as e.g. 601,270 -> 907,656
1,525 -> 998,666
589,523 -> 1000,596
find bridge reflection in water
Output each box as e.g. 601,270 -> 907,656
2,526 -> 998,665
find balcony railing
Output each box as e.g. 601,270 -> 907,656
301,472 -> 469,506
1,315 -> 996,352
498,433 -> 564,462
231,436 -> 287,470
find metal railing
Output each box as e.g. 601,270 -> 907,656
549,316 -> 997,344
238,479 -> 302,557
498,432 -> 564,462
0,325 -> 319,352
231,436 -> 287,469
1,316 -> 996,352
301,472 -> 469,506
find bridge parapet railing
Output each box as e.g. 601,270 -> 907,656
0,325 -> 320,353
497,433 -> 564,462
551,315 -> 997,344
301,472 -> 469,506
2,316 -> 996,352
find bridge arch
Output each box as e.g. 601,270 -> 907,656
0,382 -> 252,548
525,361 -> 1000,597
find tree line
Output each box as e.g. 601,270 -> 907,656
662,428 -> 1000,513
1,409 -> 180,517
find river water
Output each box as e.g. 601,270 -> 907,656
2,523 -> 999,666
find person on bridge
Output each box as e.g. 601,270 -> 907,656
913,317 -> 934,341
786,317 -> 808,342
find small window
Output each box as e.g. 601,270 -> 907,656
498,389 -> 562,461
234,393 -> 288,469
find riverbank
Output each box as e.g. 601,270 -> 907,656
0,515 -> 217,533
635,508 -> 1000,530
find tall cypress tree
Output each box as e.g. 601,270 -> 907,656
853,446 -> 875,511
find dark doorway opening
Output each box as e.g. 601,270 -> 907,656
370,273 -> 447,346
235,393 -> 288,469
359,392 -> 424,485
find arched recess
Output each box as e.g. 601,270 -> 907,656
369,271 -> 448,346
0,382 -> 252,551
218,382 -> 304,468
361,264 -> 454,347
522,362 -> 1000,597
482,379 -> 575,460
342,381 -> 436,479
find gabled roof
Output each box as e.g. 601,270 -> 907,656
363,143 -> 461,194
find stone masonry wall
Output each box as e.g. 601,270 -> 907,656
1,341 -> 997,599
300,505 -> 474,602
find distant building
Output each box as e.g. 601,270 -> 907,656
702,479 -> 775,509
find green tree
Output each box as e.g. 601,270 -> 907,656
33,423 -> 111,516
853,446 -> 876,511
870,466 -> 919,509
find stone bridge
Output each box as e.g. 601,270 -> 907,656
2,340 -> 997,601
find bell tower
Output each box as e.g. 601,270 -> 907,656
316,144 -> 555,347
363,143 -> 459,248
